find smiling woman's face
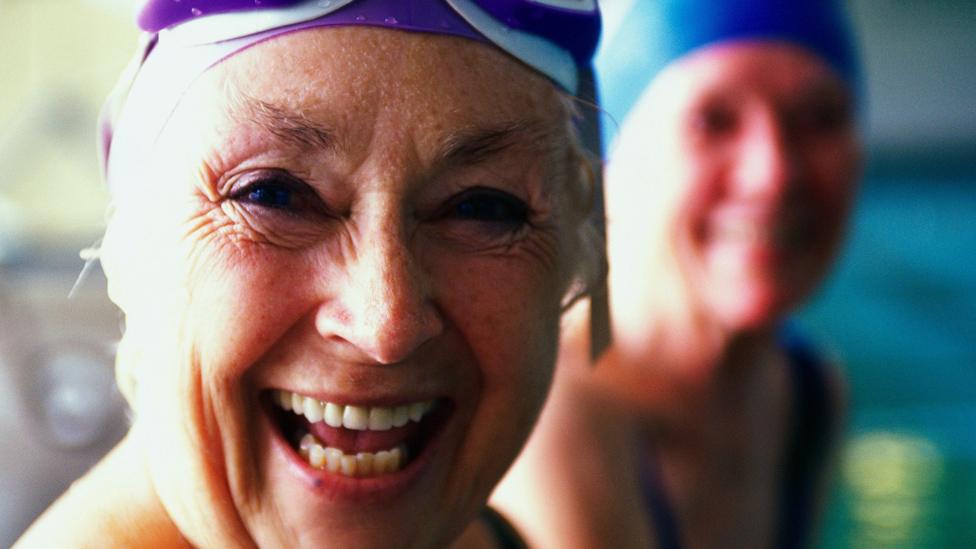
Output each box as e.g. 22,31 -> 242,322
101,27 -> 580,549
607,42 -> 859,340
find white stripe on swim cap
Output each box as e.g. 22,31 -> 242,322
447,0 -> 577,92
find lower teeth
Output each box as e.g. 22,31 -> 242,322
298,433 -> 408,477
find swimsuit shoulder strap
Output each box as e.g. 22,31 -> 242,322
639,438 -> 684,549
480,506 -> 528,549
776,324 -> 837,548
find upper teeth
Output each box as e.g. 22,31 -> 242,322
717,222 -> 766,243
715,221 -> 802,247
274,390 -> 434,431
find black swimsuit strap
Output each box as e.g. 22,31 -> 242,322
480,506 -> 528,549
640,439 -> 683,549
775,327 -> 834,549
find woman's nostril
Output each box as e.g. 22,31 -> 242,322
314,291 -> 442,365
357,304 -> 443,365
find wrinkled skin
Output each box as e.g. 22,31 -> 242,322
99,27 -> 585,549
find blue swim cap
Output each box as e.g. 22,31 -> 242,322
596,0 -> 858,148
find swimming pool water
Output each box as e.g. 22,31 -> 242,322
797,171 -> 976,548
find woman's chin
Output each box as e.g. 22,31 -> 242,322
706,283 -> 794,334
699,241 -> 824,332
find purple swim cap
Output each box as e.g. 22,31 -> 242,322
137,0 -> 600,67
101,0 -> 602,196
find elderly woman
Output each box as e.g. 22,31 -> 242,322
15,1 -> 602,547
493,1 -> 860,547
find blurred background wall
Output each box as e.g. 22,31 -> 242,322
0,0 -> 974,547
0,1 -> 133,544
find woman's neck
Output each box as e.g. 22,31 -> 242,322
600,306 -> 780,401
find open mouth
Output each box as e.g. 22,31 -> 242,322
268,390 -> 447,479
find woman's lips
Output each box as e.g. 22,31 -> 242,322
270,389 -> 440,478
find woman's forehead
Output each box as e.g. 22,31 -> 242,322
206,27 -> 561,130
150,26 -> 572,178
671,41 -> 845,97
151,26 -> 569,193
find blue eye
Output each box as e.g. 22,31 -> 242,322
247,184 -> 293,209
452,189 -> 528,225
230,170 -> 317,212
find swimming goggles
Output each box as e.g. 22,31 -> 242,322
136,0 -> 601,92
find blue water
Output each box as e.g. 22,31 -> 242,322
796,167 -> 976,548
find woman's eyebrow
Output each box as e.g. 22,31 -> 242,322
437,120 -> 550,166
232,94 -> 337,151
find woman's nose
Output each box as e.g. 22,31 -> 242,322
732,112 -> 797,199
315,222 -> 444,365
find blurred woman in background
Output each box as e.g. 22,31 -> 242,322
16,1 -> 602,547
493,1 -> 861,547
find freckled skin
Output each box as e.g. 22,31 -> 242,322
56,28 -> 584,549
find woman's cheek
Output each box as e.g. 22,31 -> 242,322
448,255 -> 559,488
179,237 -> 306,375
805,142 -> 858,243
457,254 -> 560,394
109,197 -> 264,404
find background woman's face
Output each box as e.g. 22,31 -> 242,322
608,42 -> 860,332
103,28 -> 577,549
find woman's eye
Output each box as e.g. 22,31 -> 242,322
795,101 -> 852,135
223,170 -> 334,246
246,183 -> 294,209
229,171 -> 318,212
449,189 -> 529,226
431,187 -> 532,247
692,104 -> 737,137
